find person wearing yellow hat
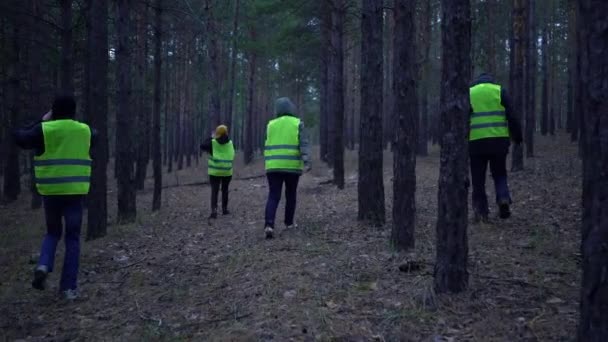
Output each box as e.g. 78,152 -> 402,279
200,124 -> 235,219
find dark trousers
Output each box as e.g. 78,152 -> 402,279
265,172 -> 300,228
470,153 -> 511,215
38,195 -> 84,291
209,175 -> 232,212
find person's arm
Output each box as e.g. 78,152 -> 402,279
12,120 -> 44,150
501,88 -> 523,144
298,121 -> 311,170
200,137 -> 213,154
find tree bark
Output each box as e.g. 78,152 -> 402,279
358,0 -> 385,226
392,0 -> 418,251
115,0 -> 136,223
330,0 -> 345,189
510,0 -> 526,171
319,1 -> 330,163
383,1 -> 395,150
60,0 -> 74,95
3,18 -> 21,202
417,0 -> 431,157
86,0 -> 109,239
205,0 -> 221,129
525,0 -> 536,157
244,27 -> 257,165
135,2 -> 150,190
225,0 -> 240,133
567,0 -> 578,142
152,0 -> 163,211
540,27 -> 549,136
27,0 -> 43,209
578,0 -> 608,339
434,0 -> 471,294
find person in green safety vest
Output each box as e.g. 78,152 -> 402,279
13,94 -> 96,300
200,124 -> 235,219
263,97 -> 311,239
469,73 -> 523,222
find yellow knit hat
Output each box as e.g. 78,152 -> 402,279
215,125 -> 228,137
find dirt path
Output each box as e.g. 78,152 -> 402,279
1,135 -> 581,341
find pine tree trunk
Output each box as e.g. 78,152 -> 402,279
358,0 -> 385,226
567,0 -> 577,143
383,1 -> 395,150
115,0 -> 136,223
152,0 -> 162,211
135,3 -> 150,190
205,0 -> 221,129
525,0 -> 536,157
434,0 -> 471,294
225,0 -> 240,133
86,0 -> 109,239
578,1 -> 608,339
27,0 -> 42,209
3,22 -> 21,202
392,0 -> 418,251
330,0 -> 345,189
60,0 -> 74,95
417,0 -> 431,157
541,27 -> 549,136
319,1 -> 330,163
244,28 -> 257,165
510,0 -> 526,171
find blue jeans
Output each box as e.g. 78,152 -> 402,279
38,195 -> 84,291
470,153 -> 511,215
265,172 -> 300,228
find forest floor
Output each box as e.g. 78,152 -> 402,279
1,134 -> 581,341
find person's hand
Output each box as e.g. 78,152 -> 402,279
42,110 -> 52,121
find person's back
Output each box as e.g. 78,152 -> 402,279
13,94 -> 93,300
201,125 -> 235,218
263,97 -> 311,239
468,74 -> 522,222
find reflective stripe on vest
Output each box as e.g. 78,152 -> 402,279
469,83 -> 510,141
264,116 -> 303,171
208,139 -> 235,176
34,120 -> 92,195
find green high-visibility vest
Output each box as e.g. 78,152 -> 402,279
469,83 -> 510,141
264,116 -> 303,172
33,119 -> 92,195
208,139 -> 235,177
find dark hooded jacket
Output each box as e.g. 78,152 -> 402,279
469,74 -> 523,156
200,134 -> 233,155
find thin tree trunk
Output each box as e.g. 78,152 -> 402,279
330,0 -> 345,189
244,28 -> 257,165
578,0 -> 608,339
510,0 -> 526,171
3,21 -> 21,202
205,0 -> 221,128
226,0 -> 240,132
60,0 -> 74,95
417,0 -> 431,157
383,1 -> 395,150
358,0 -> 385,226
27,0 -> 42,209
392,0 -> 418,250
116,0 -> 136,223
434,0 -> 471,294
320,1 -> 330,163
525,0 -> 536,157
152,0 -> 162,211
567,0 -> 578,142
87,0 -> 109,239
541,27 -> 549,136
135,3 -> 150,190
